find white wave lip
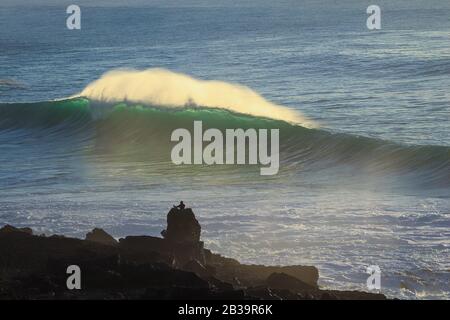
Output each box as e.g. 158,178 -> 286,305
77,68 -> 316,127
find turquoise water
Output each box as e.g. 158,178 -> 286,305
0,3 -> 449,299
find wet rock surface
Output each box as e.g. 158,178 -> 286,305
0,210 -> 386,300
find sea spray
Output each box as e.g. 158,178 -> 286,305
75,68 -> 317,127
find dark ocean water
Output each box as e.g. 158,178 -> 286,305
0,3 -> 449,299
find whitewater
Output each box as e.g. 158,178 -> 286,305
75,68 -> 316,127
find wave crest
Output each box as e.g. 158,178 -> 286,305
76,68 -> 316,127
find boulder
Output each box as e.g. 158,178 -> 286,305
209,261 -> 319,289
266,272 -> 316,292
162,208 -> 201,243
118,236 -> 170,265
85,228 -> 117,246
0,230 -> 118,275
159,208 -> 205,266
0,225 -> 33,236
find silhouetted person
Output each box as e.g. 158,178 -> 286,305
174,201 -> 185,210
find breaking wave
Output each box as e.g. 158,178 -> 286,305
75,68 -> 316,127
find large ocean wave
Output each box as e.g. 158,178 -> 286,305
75,68 -> 316,127
0,97 -> 449,189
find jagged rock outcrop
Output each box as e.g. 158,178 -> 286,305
0,228 -> 118,274
0,225 -> 33,236
117,208 -> 206,268
266,272 -> 316,292
0,209 -> 387,300
162,208 -> 201,243
118,235 -> 171,265
162,207 -> 205,266
85,228 -> 118,246
204,249 -> 319,288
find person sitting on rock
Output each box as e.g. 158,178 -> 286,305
174,201 -> 185,210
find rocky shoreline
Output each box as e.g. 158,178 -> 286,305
0,208 -> 385,300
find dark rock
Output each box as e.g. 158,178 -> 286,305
0,225 -> 33,236
0,210 -> 387,300
13,274 -> 58,294
117,263 -> 210,290
319,290 -> 386,300
206,277 -> 234,292
119,235 -> 166,252
85,228 -> 117,246
142,286 -> 213,300
204,251 -> 240,266
183,259 -> 211,279
320,292 -> 337,300
162,208 -> 201,243
244,286 -> 300,300
119,234 -> 205,268
119,235 -> 171,265
210,261 -> 319,289
0,230 -> 118,276
266,272 -> 316,292
172,241 -> 206,267
245,286 -> 281,300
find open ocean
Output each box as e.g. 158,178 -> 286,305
0,2 -> 449,299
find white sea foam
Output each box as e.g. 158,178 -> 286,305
76,68 -> 316,127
